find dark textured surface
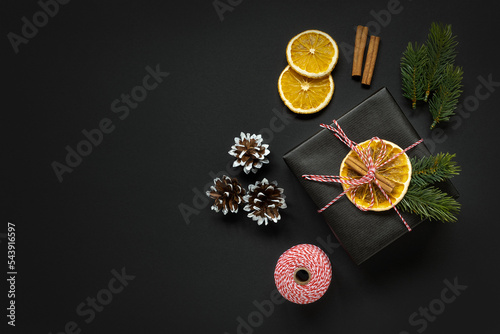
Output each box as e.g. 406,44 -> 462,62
2,0 -> 500,333
284,88 -> 459,264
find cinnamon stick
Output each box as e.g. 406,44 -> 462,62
347,156 -> 396,190
344,156 -> 395,194
361,35 -> 380,86
352,25 -> 369,77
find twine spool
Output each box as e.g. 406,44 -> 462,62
274,244 -> 332,304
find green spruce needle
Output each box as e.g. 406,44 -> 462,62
397,185 -> 461,222
396,153 -> 461,222
429,64 -> 463,129
410,153 -> 461,188
401,42 -> 428,109
423,22 -> 458,102
400,22 -> 462,128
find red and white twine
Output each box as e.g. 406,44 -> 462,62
274,244 -> 332,304
302,120 -> 423,232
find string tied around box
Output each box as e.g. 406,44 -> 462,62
302,120 -> 423,232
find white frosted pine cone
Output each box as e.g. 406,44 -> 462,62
229,132 -> 270,174
243,178 -> 287,225
206,175 -> 246,215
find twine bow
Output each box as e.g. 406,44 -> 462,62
302,120 -> 423,232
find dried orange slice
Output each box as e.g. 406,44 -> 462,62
339,139 -> 412,211
286,30 -> 339,78
278,65 -> 334,114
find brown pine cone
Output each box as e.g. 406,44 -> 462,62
206,175 -> 246,215
229,132 -> 270,174
243,178 -> 287,225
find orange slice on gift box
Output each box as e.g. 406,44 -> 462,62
339,139 -> 412,211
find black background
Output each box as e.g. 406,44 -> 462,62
2,0 -> 500,333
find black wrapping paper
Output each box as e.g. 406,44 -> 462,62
283,87 -> 459,265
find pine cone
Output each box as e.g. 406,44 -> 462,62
243,178 -> 287,225
206,176 -> 246,215
229,132 -> 270,174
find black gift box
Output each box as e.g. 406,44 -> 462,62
283,87 -> 459,265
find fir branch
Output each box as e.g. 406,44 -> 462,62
401,42 -> 428,109
423,22 -> 458,102
429,64 -> 463,129
397,185 -> 461,222
410,153 -> 461,188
